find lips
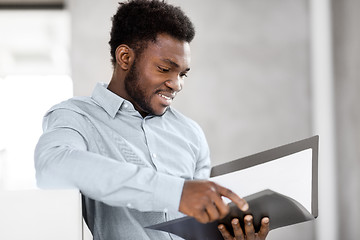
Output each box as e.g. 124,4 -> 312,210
156,91 -> 176,106
158,93 -> 172,100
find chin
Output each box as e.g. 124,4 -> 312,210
152,107 -> 168,116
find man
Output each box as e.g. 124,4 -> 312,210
35,0 -> 269,239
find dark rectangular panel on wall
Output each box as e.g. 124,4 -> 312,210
0,0 -> 64,9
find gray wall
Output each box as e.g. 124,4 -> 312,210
333,0 -> 360,238
68,0 -> 359,239
67,0 -> 116,96
169,0 -> 312,165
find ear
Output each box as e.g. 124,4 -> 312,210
115,44 -> 134,71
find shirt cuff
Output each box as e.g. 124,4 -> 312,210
153,173 -> 185,212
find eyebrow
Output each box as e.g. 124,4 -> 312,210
161,58 -> 190,72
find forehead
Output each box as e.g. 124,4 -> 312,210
141,34 -> 191,67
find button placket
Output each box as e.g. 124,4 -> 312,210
141,119 -> 158,169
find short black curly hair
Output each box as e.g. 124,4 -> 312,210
109,0 -> 195,66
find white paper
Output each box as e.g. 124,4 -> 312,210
211,149 -> 312,213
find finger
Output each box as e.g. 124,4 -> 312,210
205,202 -> 220,222
218,224 -> 233,240
244,215 -> 255,240
194,209 -> 210,224
216,184 -> 249,211
231,218 -> 245,240
257,217 -> 270,239
211,191 -> 230,219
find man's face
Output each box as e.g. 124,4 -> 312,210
124,34 -> 191,117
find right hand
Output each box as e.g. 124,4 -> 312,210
218,216 -> 270,240
178,180 -> 249,223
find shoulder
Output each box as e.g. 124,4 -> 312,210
42,96 -> 100,130
165,107 -> 205,136
164,108 -> 210,166
47,96 -> 97,115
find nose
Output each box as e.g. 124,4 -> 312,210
165,75 -> 183,92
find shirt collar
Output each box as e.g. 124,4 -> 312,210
91,82 -> 125,118
91,82 -> 172,119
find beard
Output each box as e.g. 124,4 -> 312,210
124,59 -> 158,116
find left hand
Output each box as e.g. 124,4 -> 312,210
179,180 -> 249,223
218,215 -> 270,240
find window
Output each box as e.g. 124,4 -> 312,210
0,8 -> 72,190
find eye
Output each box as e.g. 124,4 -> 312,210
158,66 -> 170,73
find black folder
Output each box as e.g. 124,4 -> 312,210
147,136 -> 319,240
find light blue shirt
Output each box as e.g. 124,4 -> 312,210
35,83 -> 211,240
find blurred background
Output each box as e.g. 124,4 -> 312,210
0,0 -> 358,240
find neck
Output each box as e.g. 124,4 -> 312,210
107,68 -> 127,98
107,69 -> 147,117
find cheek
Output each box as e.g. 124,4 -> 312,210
137,66 -> 168,91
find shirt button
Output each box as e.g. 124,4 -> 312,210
152,153 -> 157,158
123,103 -> 128,109
126,203 -> 132,208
